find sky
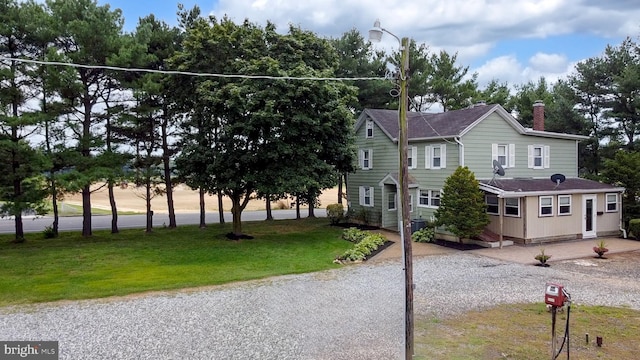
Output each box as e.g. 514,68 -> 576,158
97,0 -> 640,89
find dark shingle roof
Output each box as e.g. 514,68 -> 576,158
480,178 -> 623,193
364,105 -> 498,140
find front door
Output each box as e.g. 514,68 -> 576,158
582,194 -> 597,239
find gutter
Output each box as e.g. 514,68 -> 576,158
620,189 -> 628,238
454,137 -> 464,167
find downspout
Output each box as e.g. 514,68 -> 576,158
620,190 -> 627,238
454,137 -> 464,167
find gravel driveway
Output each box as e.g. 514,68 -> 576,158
1,252 -> 639,360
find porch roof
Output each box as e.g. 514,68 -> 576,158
378,173 -> 420,188
479,177 -> 625,198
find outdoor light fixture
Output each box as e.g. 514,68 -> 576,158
368,19 -> 414,360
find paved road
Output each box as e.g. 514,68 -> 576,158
0,209 -> 327,234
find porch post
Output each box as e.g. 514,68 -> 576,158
499,197 -> 504,249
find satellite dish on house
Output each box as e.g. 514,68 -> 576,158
489,160 -> 505,185
492,160 -> 505,176
550,173 -> 566,187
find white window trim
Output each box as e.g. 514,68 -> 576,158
425,144 -> 446,169
504,198 -> 521,217
359,149 -> 373,170
409,194 -> 414,213
528,145 -> 550,169
492,143 -> 515,168
388,192 -> 397,211
605,193 -> 618,212
366,120 -> 374,138
539,196 -> 554,217
418,189 -> 441,209
558,195 -> 572,216
486,194 -> 499,215
359,186 -> 374,207
408,146 -> 418,169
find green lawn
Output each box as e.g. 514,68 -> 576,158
0,218 -> 350,306
415,303 -> 640,359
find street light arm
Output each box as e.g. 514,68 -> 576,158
379,27 -> 401,45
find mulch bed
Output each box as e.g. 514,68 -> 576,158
331,222 -> 380,231
433,239 -> 485,251
225,233 -> 255,240
365,240 -> 394,260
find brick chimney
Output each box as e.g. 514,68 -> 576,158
533,100 -> 544,131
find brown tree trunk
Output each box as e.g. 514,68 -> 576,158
199,187 -> 206,229
12,148 -> 24,241
265,195 -> 273,221
81,90 -> 92,237
338,173 -> 343,205
217,189 -> 225,224
13,213 -> 24,243
295,196 -> 301,220
81,184 -> 92,237
51,181 -> 59,237
161,108 -> 176,228
108,179 -> 118,234
145,176 -> 153,233
231,195 -> 243,236
308,195 -> 316,218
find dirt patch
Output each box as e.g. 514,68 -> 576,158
552,249 -> 640,280
61,183 -> 340,214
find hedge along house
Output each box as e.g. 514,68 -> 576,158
347,102 -> 625,245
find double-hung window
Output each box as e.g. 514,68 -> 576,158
366,120 -> 374,138
425,144 -> 446,169
606,193 -> 618,212
388,192 -> 397,211
419,189 -> 441,208
539,196 -> 553,216
359,149 -> 372,170
407,146 -> 417,169
492,144 -> 515,168
359,186 -> 374,207
504,198 -> 520,217
528,145 -> 550,169
558,195 -> 571,215
486,195 -> 499,215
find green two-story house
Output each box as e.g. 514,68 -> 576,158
347,102 -> 625,244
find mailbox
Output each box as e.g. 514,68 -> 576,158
545,283 -> 566,307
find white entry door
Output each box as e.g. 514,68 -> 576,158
582,194 -> 597,239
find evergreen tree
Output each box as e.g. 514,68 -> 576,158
435,166 -> 489,240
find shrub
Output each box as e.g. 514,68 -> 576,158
435,166 -> 489,239
355,207 -> 369,224
534,248 -> 551,265
274,200 -> 288,210
342,227 -> 368,243
337,233 -> 387,261
412,227 -> 435,243
42,225 -> 56,239
628,219 -> 640,239
326,203 -> 345,225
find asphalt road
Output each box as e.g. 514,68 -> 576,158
0,209 -> 327,234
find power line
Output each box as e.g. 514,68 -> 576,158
0,56 -> 386,82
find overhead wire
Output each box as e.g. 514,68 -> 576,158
0,56 -> 386,82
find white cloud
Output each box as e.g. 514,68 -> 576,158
207,0 -> 640,89
474,55 -> 524,88
529,53 -> 569,73
473,52 -> 575,90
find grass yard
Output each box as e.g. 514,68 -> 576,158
0,217 -> 349,306
415,303 -> 640,359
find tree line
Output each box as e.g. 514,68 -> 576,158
2,0 -> 639,241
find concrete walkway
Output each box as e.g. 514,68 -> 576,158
370,229 -> 640,265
